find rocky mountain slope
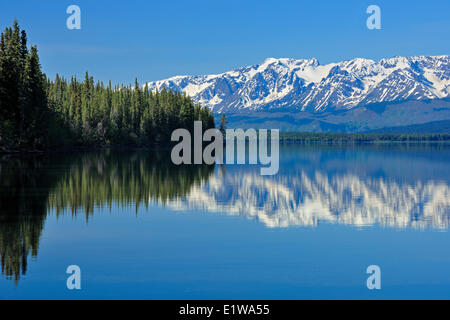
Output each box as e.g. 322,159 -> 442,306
147,55 -> 450,114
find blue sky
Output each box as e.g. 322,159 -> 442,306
1,0 -> 449,84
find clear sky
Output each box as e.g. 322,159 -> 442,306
1,0 -> 449,84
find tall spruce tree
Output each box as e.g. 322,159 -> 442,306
0,20 -> 48,149
1,20 -> 216,150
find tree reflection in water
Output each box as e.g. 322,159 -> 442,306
0,151 -> 214,283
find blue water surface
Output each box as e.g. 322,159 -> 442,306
0,144 -> 449,299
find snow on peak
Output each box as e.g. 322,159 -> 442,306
145,55 -> 450,113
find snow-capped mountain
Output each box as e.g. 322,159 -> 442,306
146,55 -> 450,113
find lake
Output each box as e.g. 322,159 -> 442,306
0,144 -> 449,299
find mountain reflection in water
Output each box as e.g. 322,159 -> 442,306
170,168 -> 449,229
0,144 -> 449,283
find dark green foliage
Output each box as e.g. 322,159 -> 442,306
219,113 -> 228,135
0,21 -> 215,151
45,73 -> 215,147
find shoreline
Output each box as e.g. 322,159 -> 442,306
0,145 -> 174,155
1,138 -> 450,155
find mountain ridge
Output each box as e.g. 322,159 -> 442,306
146,55 -> 450,114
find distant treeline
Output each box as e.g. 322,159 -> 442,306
0,20 -> 215,151
279,132 -> 450,143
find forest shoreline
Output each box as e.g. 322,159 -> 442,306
0,21 -> 216,154
2,134 -> 450,155
0,144 -> 172,155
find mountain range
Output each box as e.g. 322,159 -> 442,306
147,55 -> 450,132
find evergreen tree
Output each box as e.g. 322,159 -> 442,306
0,20 -> 49,149
0,20 -> 216,150
22,45 -> 48,147
219,113 -> 228,135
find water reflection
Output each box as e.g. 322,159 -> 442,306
48,152 -> 215,217
0,144 -> 449,282
0,155 -> 62,283
170,169 -> 449,229
0,152 -> 214,282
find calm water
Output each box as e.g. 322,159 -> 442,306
0,144 -> 449,299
